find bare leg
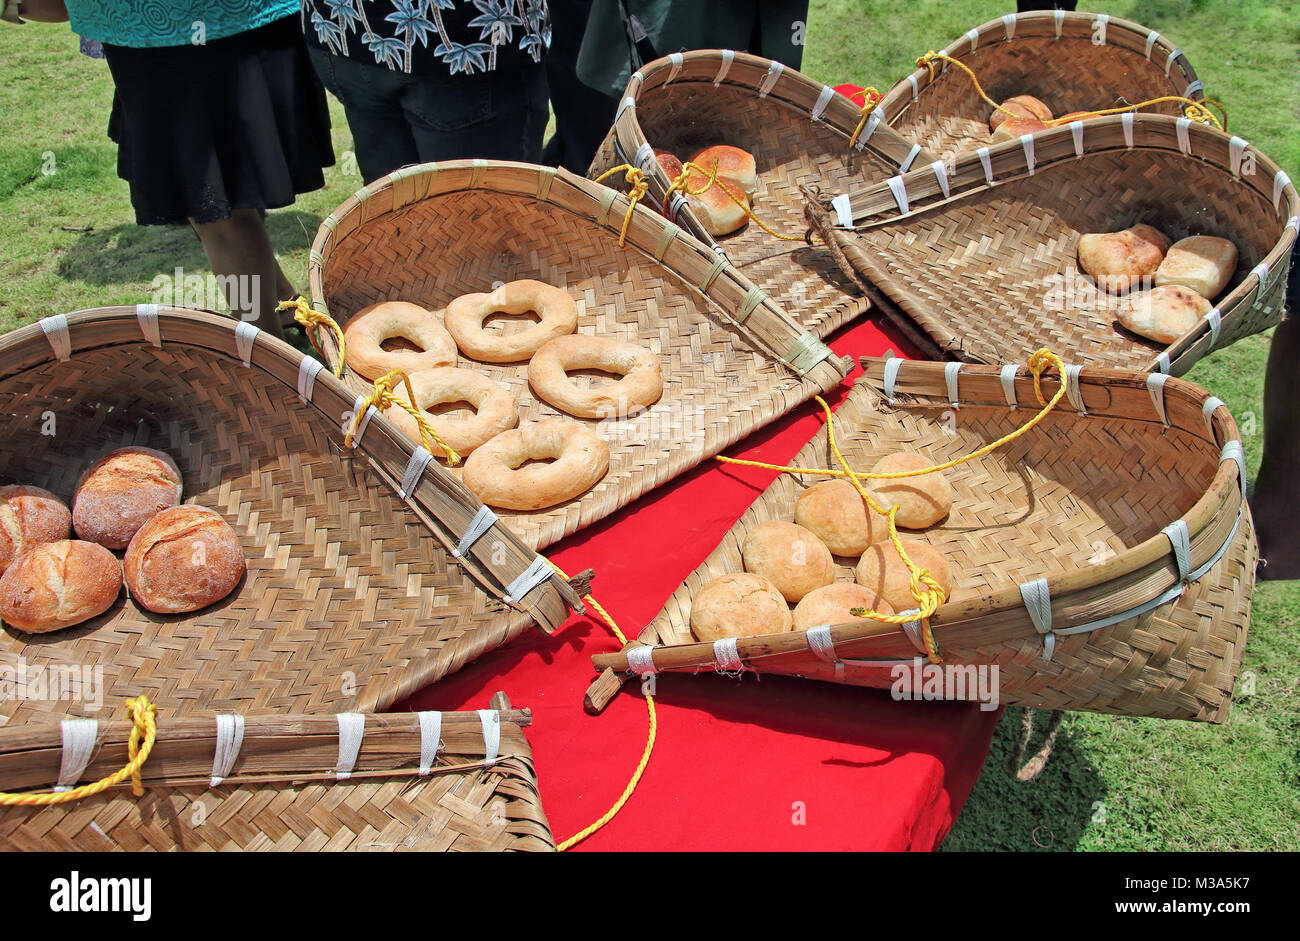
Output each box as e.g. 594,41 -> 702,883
190,208 -> 287,339
1252,260 -> 1300,580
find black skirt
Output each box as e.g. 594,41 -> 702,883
104,14 -> 334,226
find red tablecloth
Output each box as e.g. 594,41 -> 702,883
397,315 -> 1001,850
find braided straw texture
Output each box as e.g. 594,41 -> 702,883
588,49 -> 924,339
308,161 -> 848,550
0,703 -> 553,851
0,308 -> 576,727
600,358 -> 1253,721
877,10 -> 1204,159
819,115 -> 1298,375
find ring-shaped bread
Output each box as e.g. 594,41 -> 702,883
444,280 -> 578,363
384,367 -> 518,456
343,300 -> 457,379
528,334 -> 663,419
461,419 -> 609,511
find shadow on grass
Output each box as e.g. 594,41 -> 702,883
941,707 -> 1105,851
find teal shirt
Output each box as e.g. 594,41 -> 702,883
65,1 -> 298,48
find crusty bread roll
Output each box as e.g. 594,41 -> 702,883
685,176 -> 750,237
1155,235 -> 1238,300
124,505 -> 246,614
73,447 -> 182,549
741,520 -> 835,603
653,148 -> 684,179
991,116 -> 1050,143
990,95 -> 1052,131
792,582 -> 893,632
855,539 -> 953,613
794,479 -> 883,557
0,539 -> 121,633
690,572 -> 793,642
689,145 -> 757,196
1116,285 -> 1211,345
1077,223 -> 1172,294
870,452 -> 954,529
0,485 -> 71,575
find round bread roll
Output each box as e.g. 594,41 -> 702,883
1155,235 -> 1238,300
653,148 -> 684,179
685,176 -> 750,237
73,447 -> 183,549
690,572 -> 793,642
0,539 -> 121,633
1077,223 -> 1172,294
990,94 -> 1052,131
1116,284 -> 1212,345
741,520 -> 834,603
0,485 -> 71,575
124,505 -> 246,614
794,479 -> 883,557
870,452 -> 953,529
792,582 -> 893,632
855,540 -> 953,613
688,145 -> 757,196
991,116 -> 1050,143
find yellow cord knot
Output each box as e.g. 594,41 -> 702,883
916,50 -> 941,79
277,296 -> 346,377
848,85 -> 884,149
593,163 -> 650,246
347,368 -> 460,465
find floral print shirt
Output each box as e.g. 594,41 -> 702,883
301,0 -> 550,74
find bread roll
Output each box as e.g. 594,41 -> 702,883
653,148 -> 684,179
688,145 -> 757,196
1077,223 -> 1172,294
685,176 -> 750,236
870,452 -> 954,529
1116,284 -> 1211,345
0,539 -> 121,633
690,572 -> 793,642
990,95 -> 1052,131
792,582 -> 893,632
124,505 -> 246,614
0,485 -> 71,575
73,447 -> 182,549
855,540 -> 953,613
991,117 -> 1050,142
1155,235 -> 1238,300
794,479 -> 883,557
741,520 -> 834,602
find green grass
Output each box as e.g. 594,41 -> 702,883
1,2 -> 1297,851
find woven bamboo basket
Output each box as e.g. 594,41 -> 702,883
586,49 -> 928,340
0,692 -> 553,851
307,160 -> 850,551
876,9 -> 1205,160
808,114 -> 1298,375
0,307 -> 582,727
590,356 -> 1255,722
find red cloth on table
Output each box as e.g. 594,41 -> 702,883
396,316 -> 1001,850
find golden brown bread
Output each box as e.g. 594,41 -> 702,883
685,176 -> 750,237
1077,223 -> 1173,294
855,539 -> 954,613
1115,285 -> 1212,345
72,446 -> 182,549
791,582 -> 893,632
0,484 -> 71,575
0,539 -> 122,633
688,145 -> 757,196
990,95 -> 1053,131
123,505 -> 246,614
990,116 -> 1050,142
653,148 -> 684,179
741,520 -> 835,603
690,572 -> 793,642
870,452 -> 954,529
794,479 -> 883,557
1155,235 -> 1238,300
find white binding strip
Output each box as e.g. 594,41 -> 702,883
1000,364 -> 1019,408
1163,520 -> 1192,581
758,61 -> 784,98
1054,8 -> 1064,37
832,193 -> 854,228
1288,216 -> 1299,235
1274,170 -> 1292,212
930,160 -> 951,198
1204,307 -> 1222,347
1185,79 -> 1202,97
1019,577 -> 1054,660
417,711 -> 442,775
886,176 -> 909,215
898,612 -> 928,654
1093,14 -> 1108,44
136,303 -> 161,348
977,146 -> 994,185
54,719 -> 98,791
1165,48 -> 1183,78
713,637 -> 743,673
899,143 -> 922,173
806,624 -> 845,680
1147,372 -> 1171,426
712,50 -> 734,86
1020,134 -> 1036,174
856,111 -> 882,150
1229,136 -> 1249,177
1144,30 -> 1160,59
811,84 -> 835,121
1222,440 -> 1247,491
333,713 -> 365,780
627,645 -> 658,675
634,141 -> 654,171
209,714 -> 245,788
1202,396 -> 1225,436
907,74 -> 919,99
1176,117 -> 1192,155
503,555 -> 552,604
944,361 -> 963,409
1070,121 -> 1084,158
235,320 -> 259,366
1155,350 -> 1171,374
1122,112 -> 1134,148
631,70 -> 643,84
399,446 -> 433,499
667,191 -> 687,223
1064,363 -> 1086,413
40,314 -> 71,361
452,505 -> 498,559
882,355 -> 904,405
666,52 -> 683,83
348,394 -> 376,448
478,710 -> 500,768
297,357 -> 323,403
1252,262 -> 1270,298
965,27 -> 979,51
1002,13 -> 1016,41
617,96 -> 636,120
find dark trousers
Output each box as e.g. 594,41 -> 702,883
309,49 -> 548,184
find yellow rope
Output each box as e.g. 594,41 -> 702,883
847,85 -> 884,149
548,562 -> 657,852
664,158 -> 818,244
914,50 -> 1226,131
593,163 -> 650,246
345,368 -> 460,465
716,349 -> 1071,660
277,296 -> 347,376
0,696 -> 157,806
